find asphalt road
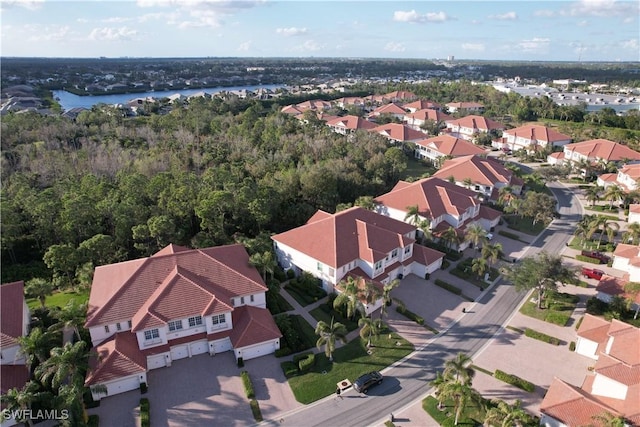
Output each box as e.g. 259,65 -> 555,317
260,181 -> 583,427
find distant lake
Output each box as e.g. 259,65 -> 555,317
52,84 -> 283,111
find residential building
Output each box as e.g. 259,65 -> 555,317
381,91 -> 418,103
501,125 -> 572,152
595,244 -> 640,314
281,105 -> 304,115
404,109 -> 452,131
413,135 -> 486,164
432,155 -> 523,201
550,139 -> 640,167
611,244 -> 640,282
629,204 -> 640,224
271,207 -> 445,302
332,97 -> 366,111
326,115 -> 376,135
296,99 -> 332,111
444,115 -> 505,141
368,123 -> 428,144
367,102 -> 408,121
84,244 -> 281,400
402,99 -> 442,113
540,316 -> 640,427
445,102 -> 484,113
597,163 -> 640,192
374,177 -> 502,251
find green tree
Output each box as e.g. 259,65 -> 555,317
437,380 -> 485,426
520,192 -> 557,226
249,250 -> 277,283
380,279 -> 403,319
315,318 -> 348,362
18,327 -> 57,371
404,204 -> 421,226
481,243 -> 503,269
43,243 -> 81,289
584,185 -> 603,207
52,300 -> 88,342
333,277 -> 365,319
358,316 -> 383,348
24,278 -> 54,308
441,226 -> 460,251
589,411 -> 627,427
0,381 -> 50,427
623,222 -> 640,245
484,399 -> 535,427
354,196 -> 375,211
443,352 -> 475,385
35,341 -> 89,389
472,257 -> 489,280
464,224 -> 488,251
77,234 -> 118,267
603,184 -> 625,209
589,216 -> 619,249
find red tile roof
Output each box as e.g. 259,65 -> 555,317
414,135 -> 486,157
410,244 -> 446,267
577,314 -> 611,345
374,177 -> 480,220
479,205 -> 502,221
619,163 -> 640,180
1,281 -> 26,348
433,155 -> 517,188
369,123 -> 428,142
403,100 -> 441,111
503,125 -> 571,143
614,243 -> 640,262
296,99 -> 332,111
281,105 -> 304,115
326,115 -> 377,130
229,305 -> 282,349
445,115 -> 505,132
86,244 -> 266,328
405,109 -> 452,123
596,275 -> 640,305
383,91 -> 417,100
369,102 -> 407,116
0,365 -> 30,397
630,204 -> 640,214
272,207 -> 416,268
85,332 -> 147,386
565,139 -> 640,162
445,102 -> 484,109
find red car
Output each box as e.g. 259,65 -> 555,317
581,250 -> 611,264
582,267 -> 604,280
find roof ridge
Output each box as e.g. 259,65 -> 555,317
198,245 -> 267,291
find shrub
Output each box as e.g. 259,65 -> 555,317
576,255 -> 602,264
498,230 -> 521,240
274,266 -> 287,282
140,382 -> 148,394
396,305 -> 424,325
250,399 -> 263,422
237,357 -> 244,368
241,370 -> 256,399
525,328 -> 561,345
281,361 -> 299,378
274,347 -> 292,358
87,415 -> 99,427
286,269 -> 296,279
586,297 -> 608,315
434,279 -> 462,296
440,259 -> 450,270
544,311 -> 570,326
298,353 -> 315,372
494,369 -> 535,392
575,315 -> 584,331
470,364 -> 493,376
293,352 -> 312,364
140,398 -> 150,427
569,341 -> 576,351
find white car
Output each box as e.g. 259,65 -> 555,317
486,233 -> 493,240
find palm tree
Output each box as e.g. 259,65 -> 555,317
497,186 -> 515,207
404,204 -> 421,226
417,219 -> 433,243
333,277 -> 365,319
380,279 -> 403,319
465,224 -> 488,251
24,278 -> 55,309
463,178 -> 473,190
438,381 -> 485,426
441,226 -> 459,251
505,197 -> 523,218
484,399 -> 534,427
0,381 -> 50,427
603,184 -> 625,209
443,352 -> 475,385
472,258 -> 489,281
623,222 -> 640,245
574,217 -> 594,248
430,370 -> 453,410
589,411 -> 627,427
18,327 -> 57,371
52,300 -> 87,342
315,318 -> 348,362
35,341 -> 89,389
584,185 -> 603,207
358,316 -> 383,348
481,243 -> 503,269
249,250 -> 277,283
589,216 -> 619,249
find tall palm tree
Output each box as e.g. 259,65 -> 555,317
438,381 -> 485,426
417,218 -> 433,243
35,341 -> 89,389
472,258 -> 489,281
497,186 -> 515,207
574,217 -> 594,248
52,300 -> 88,342
18,327 -> 57,371
584,185 -> 603,207
603,184 -> 625,209
444,352 -> 476,385
430,370 -> 453,410
404,204 -> 421,226
484,399 -> 534,427
464,224 -> 488,251
623,222 -> 640,245
463,178 -> 473,190
589,216 -> 619,249
24,278 -> 55,309
333,277 -> 365,320
358,316 -> 384,348
441,226 -> 460,251
249,250 -> 277,283
481,243 -> 503,269
0,381 -> 50,427
380,279 -> 404,319
315,318 -> 348,362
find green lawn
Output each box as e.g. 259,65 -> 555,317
284,331 -> 414,404
422,395 -> 485,427
503,215 -> 547,236
27,289 -> 90,310
310,304 -> 360,332
400,156 -> 436,181
290,314 -> 319,350
519,291 -> 579,326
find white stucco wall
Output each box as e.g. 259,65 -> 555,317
540,414 -> 568,427
591,374 -> 628,400
0,344 -> 24,365
575,337 -> 599,359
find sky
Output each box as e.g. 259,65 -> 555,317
1,0 -> 639,61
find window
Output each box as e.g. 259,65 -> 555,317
144,329 -> 159,341
391,249 -> 398,258
329,268 -> 335,276
128,320 -> 132,329
168,320 -> 183,331
116,323 -> 122,331
104,325 -> 110,333
188,315 -> 203,328
212,314 -> 226,326
404,246 -> 411,254
250,295 -> 254,302
374,261 -> 382,270
240,296 -> 245,304
316,261 -> 323,271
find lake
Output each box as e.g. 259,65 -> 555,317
52,84 -> 283,111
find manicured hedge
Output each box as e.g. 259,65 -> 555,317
576,255 -> 602,264
250,399 -> 263,422
274,347 -> 292,357
241,370 -> 255,399
140,398 -> 150,427
569,341 -> 576,351
498,230 -> 521,241
298,353 -> 315,372
440,259 -> 451,270
494,369 -> 535,392
396,305 -> 424,325
575,316 -> 584,331
434,279 -> 463,296
524,328 -> 561,345
282,361 -> 299,378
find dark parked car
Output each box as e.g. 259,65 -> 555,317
582,267 -> 605,280
581,250 -> 611,264
353,371 -> 383,394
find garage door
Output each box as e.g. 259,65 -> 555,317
106,375 -> 139,396
239,342 -> 275,361
212,338 -> 232,354
190,340 -> 208,356
147,354 -> 166,370
170,344 -> 189,360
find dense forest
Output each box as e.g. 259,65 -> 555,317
2,80 -> 639,287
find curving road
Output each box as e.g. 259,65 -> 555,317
260,182 -> 583,427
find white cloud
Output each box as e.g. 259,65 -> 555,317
276,27 -> 307,37
462,43 -> 485,52
534,9 -> 555,17
393,10 -> 450,23
568,0 -> 636,16
294,39 -> 323,52
102,17 -> 133,24
137,0 -> 265,29
621,39 -> 639,50
489,11 -> 517,20
89,26 -> 139,41
28,25 -> 70,42
1,0 -> 44,11
518,37 -> 551,52
238,40 -> 251,51
77,18 -> 89,24
384,42 -> 405,52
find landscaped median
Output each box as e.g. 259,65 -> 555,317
281,330 -> 414,404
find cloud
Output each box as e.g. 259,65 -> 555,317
621,39 -> 639,50
462,43 -> 485,52
77,18 -> 89,24
568,0 -> 637,17
294,39 -> 323,52
1,0 -> 44,11
102,16 -> 134,24
276,27 -> 307,37
393,10 -> 450,23
384,42 -> 405,52
89,26 -> 139,41
238,41 -> 251,51
518,37 -> 551,52
28,25 -> 70,42
489,11 -> 517,20
137,0 -> 265,29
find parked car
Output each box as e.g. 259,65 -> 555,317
353,371 -> 383,394
581,250 -> 611,264
582,267 -> 605,280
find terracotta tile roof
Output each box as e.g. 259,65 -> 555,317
1,281 -> 26,348
405,109 -> 452,123
598,173 -> 618,183
369,123 -> 427,142
383,90 -> 417,101
272,207 -> 416,268
619,163 -> 640,180
281,105 -> 304,115
414,135 -> 485,157
577,314 -> 611,344
565,139 -> 640,162
479,205 -> 502,221
614,243 -> 640,260
433,155 -> 516,187
607,326 -> 640,366
596,275 -> 640,305
630,204 -> 640,214
168,332 -> 207,347
0,365 -> 30,394
296,99 -> 332,111
445,102 -> 484,109
581,375 -> 640,423
595,352 -> 640,386
374,177 -> 480,220
326,115 -> 376,130
229,305 -> 281,349
333,97 -> 365,106
503,125 -> 571,143
403,100 -> 441,111
86,244 -> 266,328
549,152 -> 565,160
410,244 -> 446,266
446,115 -> 504,132
85,332 -> 147,386
369,102 -> 407,116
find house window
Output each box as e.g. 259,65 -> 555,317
144,329 -> 160,341
474,185 -> 480,191
240,296 -> 245,304
374,261 -> 382,270
250,295 -> 254,302
116,323 -> 122,331
128,320 -> 132,329
188,316 -> 203,328
212,314 -> 226,326
391,249 -> 398,258
316,262 -> 323,272
329,268 -> 335,276
104,325 -> 110,333
168,320 -> 183,331
404,246 -> 411,254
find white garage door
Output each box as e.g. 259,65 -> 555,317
147,354 -> 166,370
105,375 -> 139,396
212,337 -> 232,354
170,344 -> 189,360
239,342 -> 275,361
190,340 -> 208,356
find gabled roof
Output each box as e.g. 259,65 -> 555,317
445,115 -> 505,132
403,100 -> 441,111
0,365 -> 30,394
296,99 -> 332,111
564,139 -> 640,162
85,332 -> 147,386
383,90 -> 417,101
1,281 -> 26,348
445,102 -> 484,109
272,207 -> 416,268
374,177 -> 480,220
281,105 -> 304,115
415,135 -> 486,157
86,244 -> 266,328
229,305 -> 282,349
432,155 -> 516,187
326,115 -> 376,130
614,243 -> 640,262
405,109 -> 452,123
619,163 -> 640,180
369,123 -> 427,142
630,204 -> 640,214
577,313 -> 611,344
503,124 -> 571,143
369,102 -> 407,116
